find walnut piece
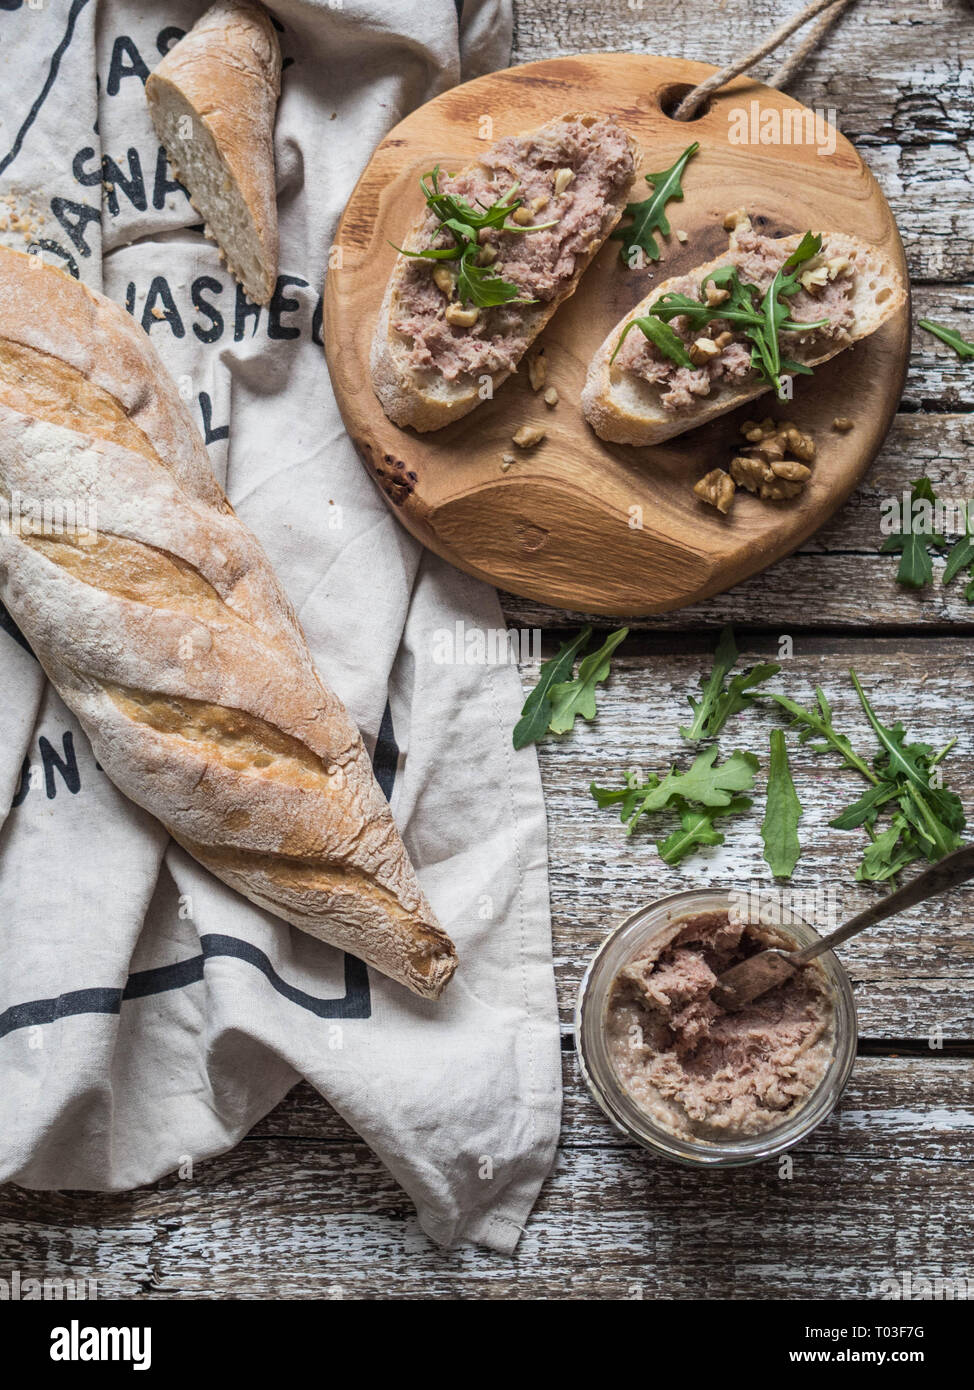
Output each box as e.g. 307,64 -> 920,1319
800,263 -> 829,293
729,454 -> 770,494
433,265 -> 455,297
526,350 -> 547,392
445,302 -> 479,327
689,337 -> 721,365
513,425 -> 546,449
782,426 -> 816,462
694,468 -> 736,514
760,476 -> 806,501
705,281 -> 729,307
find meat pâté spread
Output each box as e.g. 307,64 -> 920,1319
615,217 -> 865,412
394,116 -> 635,382
606,911 -> 835,1142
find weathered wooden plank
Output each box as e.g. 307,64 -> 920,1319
907,286 -> 974,411
3,0 -> 970,1308
1,1056 -> 970,1299
500,412 -> 974,630
530,634 -> 974,1037
512,0 -> 974,283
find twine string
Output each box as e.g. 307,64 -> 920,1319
672,0 -> 857,121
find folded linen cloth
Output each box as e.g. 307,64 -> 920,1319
0,0 -> 561,1255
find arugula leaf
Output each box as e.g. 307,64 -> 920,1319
743,233 -> 825,390
918,318 -> 974,362
591,750 -> 756,855
717,663 -> 783,727
942,502 -> 974,596
611,142 -> 699,265
513,626 -> 592,750
850,669 -> 965,856
768,688 -> 878,783
637,746 -> 759,813
420,166 -> 523,231
881,477 -> 948,585
829,781 -> 899,831
681,626 -> 738,738
856,815 -> 919,882
656,796 -> 752,866
456,255 -> 524,308
880,476 -> 947,588
591,769 -> 661,829
851,671 -> 945,800
548,627 -> 628,735
395,165 -> 560,309
784,230 -> 824,270
646,247 -> 828,395
680,625 -> 779,740
610,315 -> 694,368
761,728 -> 802,878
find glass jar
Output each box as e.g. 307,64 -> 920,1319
575,887 -> 858,1167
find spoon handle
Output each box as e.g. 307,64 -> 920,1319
791,842 -> 974,967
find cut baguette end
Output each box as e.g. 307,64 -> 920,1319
146,74 -> 277,307
145,0 -> 281,308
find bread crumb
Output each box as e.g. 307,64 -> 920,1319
513,425 -> 545,449
675,229 -> 688,243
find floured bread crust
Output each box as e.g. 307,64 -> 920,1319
0,247 -> 457,999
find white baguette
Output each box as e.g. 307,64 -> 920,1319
372,113 -> 639,433
582,219 -> 906,446
0,247 -> 457,999
146,0 -> 281,307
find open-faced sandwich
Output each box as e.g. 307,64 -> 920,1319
371,113 -> 639,432
582,212 -> 906,446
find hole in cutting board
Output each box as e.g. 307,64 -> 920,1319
658,83 -> 712,121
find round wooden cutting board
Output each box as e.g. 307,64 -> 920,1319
324,53 -> 909,616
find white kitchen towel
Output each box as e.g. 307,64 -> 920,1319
0,0 -> 562,1255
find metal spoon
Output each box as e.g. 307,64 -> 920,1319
711,843 -> 974,1011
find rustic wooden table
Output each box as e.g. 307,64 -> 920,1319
4,0 -> 972,1299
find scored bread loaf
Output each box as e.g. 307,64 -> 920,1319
0,247 -> 457,1000
146,0 -> 281,306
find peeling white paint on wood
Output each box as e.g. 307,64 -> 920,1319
2,0 -> 972,1301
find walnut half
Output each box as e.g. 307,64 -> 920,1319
694,468 -> 736,514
